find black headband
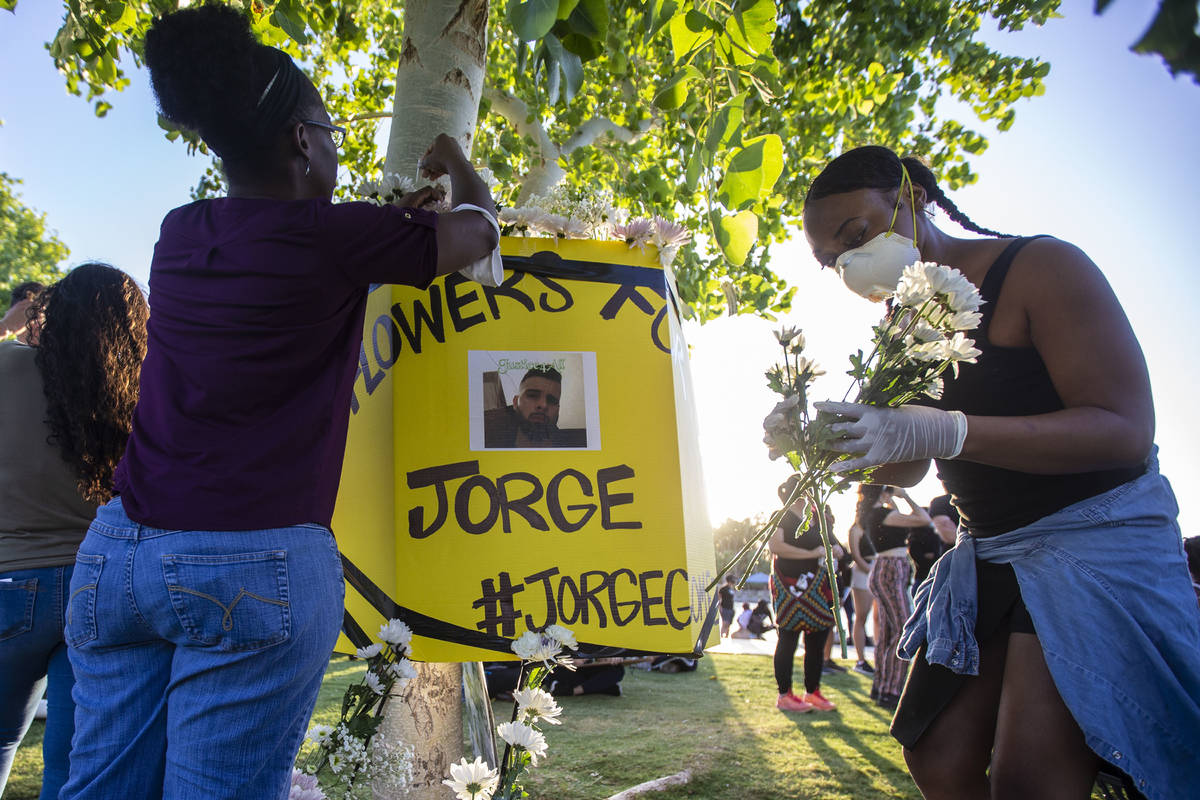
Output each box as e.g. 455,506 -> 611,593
252,47 -> 304,142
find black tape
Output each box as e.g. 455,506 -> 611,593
340,554 -> 706,659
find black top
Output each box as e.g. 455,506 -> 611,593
928,236 -> 1144,537
865,505 -> 910,553
718,585 -> 735,610
907,525 -> 945,585
774,509 -> 823,578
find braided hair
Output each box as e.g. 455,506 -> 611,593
32,264 -> 148,503
806,145 -> 1010,239
143,4 -> 321,170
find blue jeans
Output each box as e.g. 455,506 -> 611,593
61,498 -> 345,800
0,564 -> 76,800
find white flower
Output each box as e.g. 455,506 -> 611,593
328,751 -> 347,775
652,216 -> 690,248
544,624 -> 578,651
795,356 -> 825,377
907,340 -> 944,362
511,631 -> 562,663
910,320 -> 943,343
497,720 -> 549,764
923,376 -> 944,400
775,326 -> 802,347
389,657 -> 418,689
364,670 -> 386,696
442,756 -> 499,800
355,643 -> 383,660
289,768 -> 327,800
946,309 -> 983,331
476,167 -> 500,191
514,687 -> 564,725
612,218 -> 654,248
307,724 -> 334,748
379,619 -> 413,650
941,332 -> 981,363
894,265 -> 935,307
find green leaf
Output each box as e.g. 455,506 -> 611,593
510,0 -> 560,42
705,92 -> 746,152
685,144 -> 705,192
713,210 -> 758,264
566,0 -> 608,40
556,0 -> 582,20
653,64 -> 703,110
669,6 -> 710,61
717,133 -> 783,209
270,6 -> 308,45
724,0 -> 777,65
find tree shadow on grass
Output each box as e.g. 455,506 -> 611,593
781,710 -> 920,798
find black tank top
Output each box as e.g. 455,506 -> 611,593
929,236 -> 1144,537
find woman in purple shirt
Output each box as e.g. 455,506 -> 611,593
61,7 -> 497,800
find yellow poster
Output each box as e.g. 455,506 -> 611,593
332,237 -> 716,662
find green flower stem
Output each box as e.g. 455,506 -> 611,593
814,493 -> 848,659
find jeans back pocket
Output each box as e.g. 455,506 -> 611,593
0,577 -> 37,642
66,554 -> 105,647
162,550 -> 291,652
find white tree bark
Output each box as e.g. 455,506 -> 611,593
376,1 -> 489,797
386,0 -> 489,173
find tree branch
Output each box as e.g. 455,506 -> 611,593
560,114 -> 657,157
482,87 -> 558,163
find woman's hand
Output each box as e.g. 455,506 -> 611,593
395,185 -> 444,209
420,134 -> 469,179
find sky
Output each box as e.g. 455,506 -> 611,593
1,0 -> 1197,538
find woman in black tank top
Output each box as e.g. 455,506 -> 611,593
799,146 -> 1184,800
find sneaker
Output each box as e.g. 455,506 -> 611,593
823,660 -> 847,674
776,693 -> 814,713
801,690 -> 837,712
853,660 -> 875,676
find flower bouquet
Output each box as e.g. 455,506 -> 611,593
709,262 -> 984,653
291,620 -> 418,799
444,625 -> 579,800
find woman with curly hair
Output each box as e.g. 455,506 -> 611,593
60,5 -> 498,799
0,264 -> 147,800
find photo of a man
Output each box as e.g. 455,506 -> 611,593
483,366 -> 587,448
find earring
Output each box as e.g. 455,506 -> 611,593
304,159 -> 311,176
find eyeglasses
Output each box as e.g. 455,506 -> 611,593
302,120 -> 347,148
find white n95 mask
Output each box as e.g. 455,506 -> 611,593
834,231 -> 921,302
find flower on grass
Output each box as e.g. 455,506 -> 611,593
442,756 -> 499,800
514,687 -> 564,725
364,670 -> 386,696
289,768 -> 327,800
355,643 -> 383,660
497,720 -> 549,764
379,619 -> 413,650
544,624 -> 578,651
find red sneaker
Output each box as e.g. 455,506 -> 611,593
801,690 -> 837,711
776,692 -> 814,713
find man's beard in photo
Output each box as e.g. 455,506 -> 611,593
517,415 -> 555,442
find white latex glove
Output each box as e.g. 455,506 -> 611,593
452,203 -> 503,287
814,401 -> 968,473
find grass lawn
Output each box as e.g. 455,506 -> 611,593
7,652 -> 1115,799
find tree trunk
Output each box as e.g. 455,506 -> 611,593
385,0 -> 489,175
373,1 -> 489,797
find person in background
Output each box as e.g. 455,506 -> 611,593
1,281 -> 45,344
731,602 -> 756,639
748,599 -> 776,638
858,484 -> 931,709
805,144 -> 1200,799
907,518 -> 945,588
718,574 -> 737,637
770,480 -> 841,713
847,515 -> 876,676
61,7 -> 498,800
928,493 -> 959,548
0,265 -> 147,800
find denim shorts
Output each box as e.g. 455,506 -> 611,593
61,498 -> 345,800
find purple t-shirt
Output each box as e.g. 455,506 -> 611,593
113,197 -> 438,530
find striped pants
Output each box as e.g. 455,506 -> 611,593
869,556 -> 912,698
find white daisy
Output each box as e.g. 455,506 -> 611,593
442,756 -> 499,800
514,687 -> 564,725
497,720 -> 549,764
